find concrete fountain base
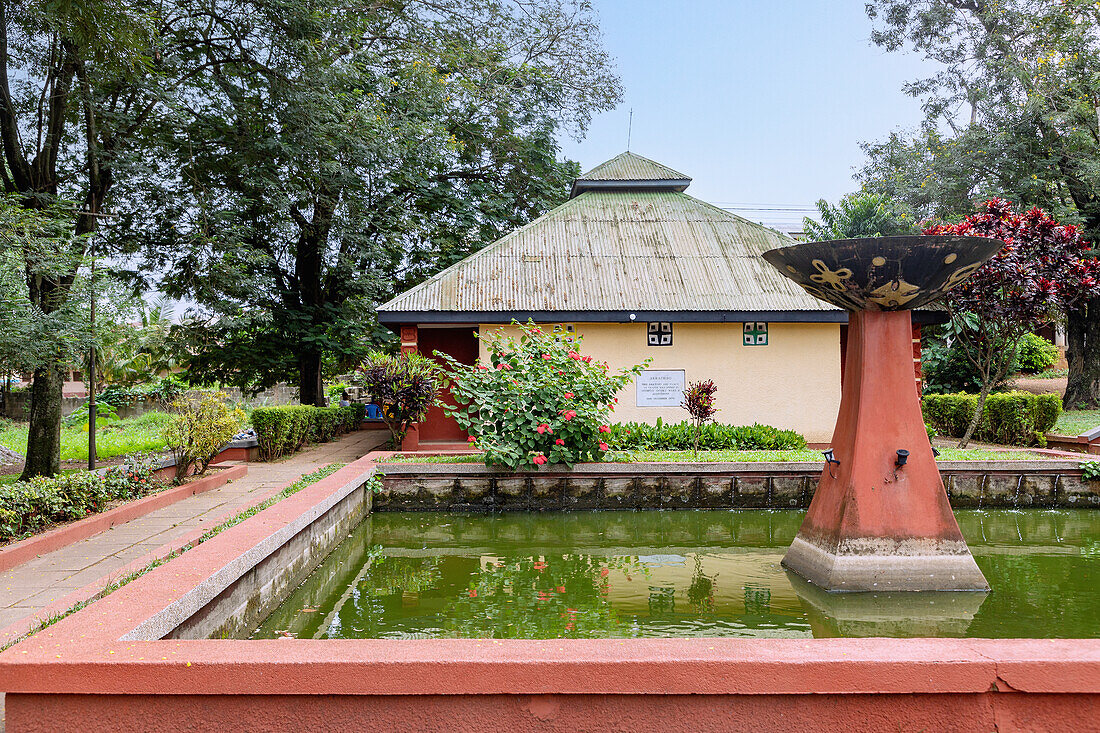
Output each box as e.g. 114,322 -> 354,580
783,535 -> 989,592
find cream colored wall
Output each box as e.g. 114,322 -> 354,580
477,322 -> 841,444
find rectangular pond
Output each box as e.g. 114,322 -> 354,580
249,508 -> 1100,640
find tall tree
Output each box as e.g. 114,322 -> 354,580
125,0 -> 618,405
0,0 -> 161,476
862,0 -> 1100,407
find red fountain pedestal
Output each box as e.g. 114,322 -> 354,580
762,235 -> 1001,592
783,310 -> 987,591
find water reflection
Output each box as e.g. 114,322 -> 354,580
249,509 -> 1100,640
787,571 -> 988,638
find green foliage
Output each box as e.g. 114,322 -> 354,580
0,455 -> 161,542
921,337 -> 1019,394
1016,333 -> 1059,374
358,352 -> 443,449
602,420 -> 806,452
0,411 -> 174,461
127,0 -> 621,403
163,393 -> 245,481
802,191 -> 918,241
1082,462 -> 1100,481
327,382 -> 349,403
251,404 -> 362,460
440,323 -> 646,469
922,391 -> 1062,446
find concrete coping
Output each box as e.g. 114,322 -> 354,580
377,459 -> 1088,476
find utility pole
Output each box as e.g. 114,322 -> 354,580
88,235 -> 96,471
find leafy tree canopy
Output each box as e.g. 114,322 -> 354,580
860,0 -> 1100,407
802,191 -> 918,241
112,0 -> 620,405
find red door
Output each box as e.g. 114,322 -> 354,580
418,327 -> 478,443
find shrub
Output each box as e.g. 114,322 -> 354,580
163,392 -> 245,481
251,404 -> 362,460
1082,462 -> 1100,481
682,380 -> 719,456
1016,333 -> 1059,374
922,391 -> 1062,446
921,338 -> 1018,394
440,322 -> 646,469
0,455 -> 160,542
603,419 -> 806,452
358,351 -> 443,449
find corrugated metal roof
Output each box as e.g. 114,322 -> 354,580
576,151 -> 691,182
378,189 -> 836,315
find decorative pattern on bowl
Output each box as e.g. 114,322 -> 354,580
761,235 -> 1004,311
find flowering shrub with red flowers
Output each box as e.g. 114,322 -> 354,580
439,322 -> 646,469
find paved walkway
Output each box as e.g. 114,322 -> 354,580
0,430 -> 388,636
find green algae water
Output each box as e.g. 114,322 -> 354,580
250,510 -> 1100,640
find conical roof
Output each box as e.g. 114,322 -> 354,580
570,151 -> 691,197
378,152 -> 837,323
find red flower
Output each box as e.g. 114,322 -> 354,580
557,586 -> 565,593
533,454 -> 548,465
555,438 -> 565,446
477,364 -> 489,371
534,560 -> 548,570
468,589 -> 478,597
599,442 -> 609,451
542,354 -> 552,360
561,410 -> 577,421
467,436 -> 477,443
536,423 -> 552,434
496,363 -> 512,370
583,355 -> 592,363
598,425 -> 610,433
564,392 -> 574,399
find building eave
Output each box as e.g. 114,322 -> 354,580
377,309 -> 949,330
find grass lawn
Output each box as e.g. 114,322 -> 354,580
1054,409 -> 1100,436
0,411 -> 173,462
380,447 -> 1053,464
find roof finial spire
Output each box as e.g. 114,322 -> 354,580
627,108 -> 633,151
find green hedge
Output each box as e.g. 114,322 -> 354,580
922,391 -> 1062,446
0,458 -> 160,542
252,404 -> 365,460
603,420 -> 806,452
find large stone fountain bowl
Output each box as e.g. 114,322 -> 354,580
761,235 -> 1004,311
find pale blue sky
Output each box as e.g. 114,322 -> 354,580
560,1 -> 938,231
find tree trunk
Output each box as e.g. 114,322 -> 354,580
298,349 -> 324,406
19,362 -> 65,479
1064,298 -> 1100,410
958,382 -> 993,449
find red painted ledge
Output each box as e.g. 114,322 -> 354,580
0,464 -> 247,573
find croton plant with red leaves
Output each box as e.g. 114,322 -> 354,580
924,198 -> 1100,444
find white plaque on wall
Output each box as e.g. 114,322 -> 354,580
636,369 -> 686,407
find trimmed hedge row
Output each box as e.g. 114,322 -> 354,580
252,403 -> 366,460
922,391 -> 1061,446
0,458 -> 161,542
603,420 -> 807,452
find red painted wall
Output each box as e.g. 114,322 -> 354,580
418,327 -> 479,443
9,691 -> 1099,732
